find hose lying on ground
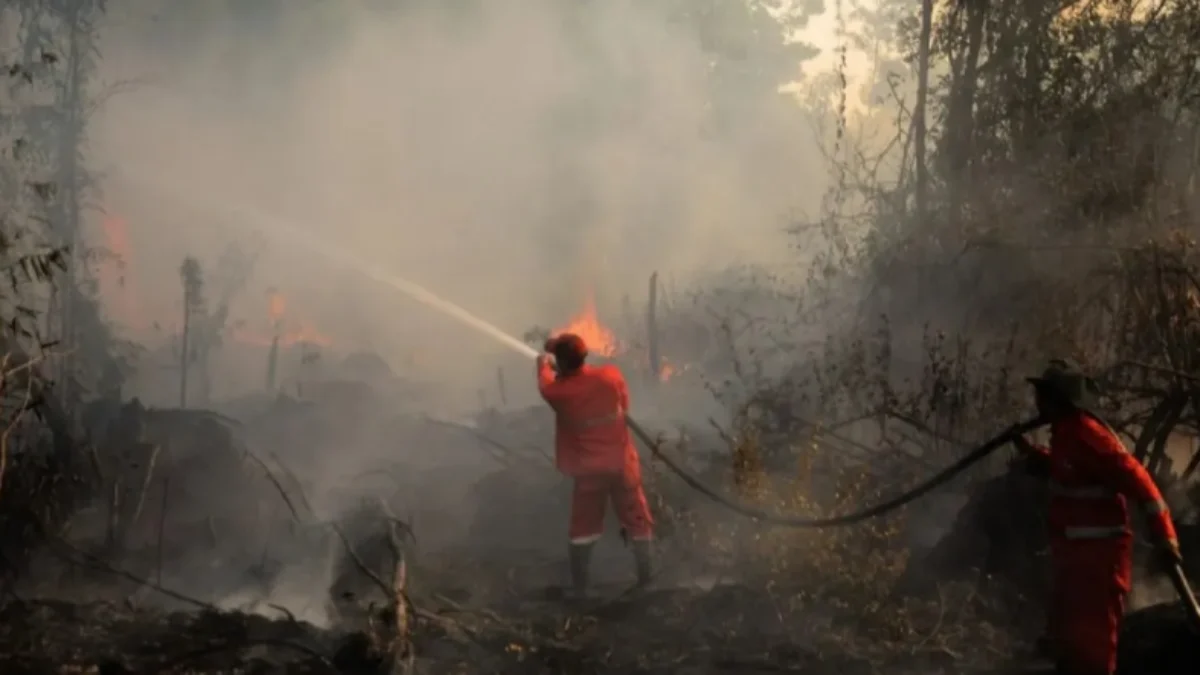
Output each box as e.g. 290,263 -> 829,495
624,416 -> 1046,528
187,398 -> 1041,529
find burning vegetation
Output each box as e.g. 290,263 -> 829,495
539,283 -> 686,385
551,293 -> 619,358
3,2 -> 1200,675
233,290 -> 334,350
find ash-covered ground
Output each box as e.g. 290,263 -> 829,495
2,354 -> 1196,675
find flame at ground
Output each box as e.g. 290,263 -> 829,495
268,290 -> 286,323
233,322 -> 334,349
552,294 -> 618,357
233,291 -> 333,348
550,294 -> 691,381
659,361 -> 676,382
278,323 -> 334,348
97,214 -> 145,331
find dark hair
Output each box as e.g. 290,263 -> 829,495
552,333 -> 588,373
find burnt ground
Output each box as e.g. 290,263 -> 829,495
0,503 -> 1035,675
3,572 -> 1193,675
2,400 -> 1194,674
0,582 -> 1023,675
4,484 -> 1196,675
1,494 -> 1197,675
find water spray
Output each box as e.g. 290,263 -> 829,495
119,170 -> 538,360
119,168 -> 1042,528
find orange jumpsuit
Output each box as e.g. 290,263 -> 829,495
1028,411 -> 1177,675
536,359 -> 654,544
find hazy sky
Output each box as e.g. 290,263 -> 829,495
60,0 -> 932,415
80,1 -> 863,406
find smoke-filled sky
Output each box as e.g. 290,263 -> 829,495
88,0 -> 838,405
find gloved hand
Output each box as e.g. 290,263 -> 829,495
1008,433 -> 1050,475
1009,430 -> 1036,454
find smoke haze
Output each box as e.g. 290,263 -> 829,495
90,0 -> 827,407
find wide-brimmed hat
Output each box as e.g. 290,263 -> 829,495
1026,358 -> 1097,409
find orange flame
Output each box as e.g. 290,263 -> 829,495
659,361 -> 676,382
97,214 -> 144,330
281,322 -> 334,348
233,325 -> 333,348
233,291 -> 333,348
552,293 -> 618,357
268,290 -> 286,323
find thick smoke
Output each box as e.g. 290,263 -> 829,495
73,1 -> 835,615
90,0 -> 826,408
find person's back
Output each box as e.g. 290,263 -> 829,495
540,362 -> 634,477
1014,361 -> 1181,675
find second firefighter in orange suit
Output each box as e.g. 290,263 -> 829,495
537,333 -> 654,597
1014,360 -> 1183,675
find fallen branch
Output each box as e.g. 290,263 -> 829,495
157,637 -> 338,674
46,535 -> 214,611
242,449 -> 305,524
329,516 -> 414,671
0,353 -> 39,501
125,444 -> 161,532
424,415 -> 550,465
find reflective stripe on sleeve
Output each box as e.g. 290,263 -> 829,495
1142,499 -> 1169,515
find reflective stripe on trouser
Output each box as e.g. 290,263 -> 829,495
568,471 -> 653,543
1048,536 -> 1132,675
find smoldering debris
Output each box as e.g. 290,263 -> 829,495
2,338 -> 1198,674
4,286 -> 1199,674
0,357 -> 1018,673
0,599 -> 337,674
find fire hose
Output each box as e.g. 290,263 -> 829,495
625,415 -> 1200,629
1168,563 -> 1200,633
624,415 -> 1045,527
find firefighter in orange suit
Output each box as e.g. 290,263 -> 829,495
1013,360 -> 1183,675
537,333 -> 654,597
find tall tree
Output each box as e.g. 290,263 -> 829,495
178,256 -> 202,408
3,0 -> 114,410
912,0 -> 932,219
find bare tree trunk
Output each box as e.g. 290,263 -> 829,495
198,352 -> 211,406
179,293 -> 191,408
914,0 -> 934,218
945,1 -> 988,220
266,320 -> 280,392
57,9 -> 85,408
647,272 -> 660,380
